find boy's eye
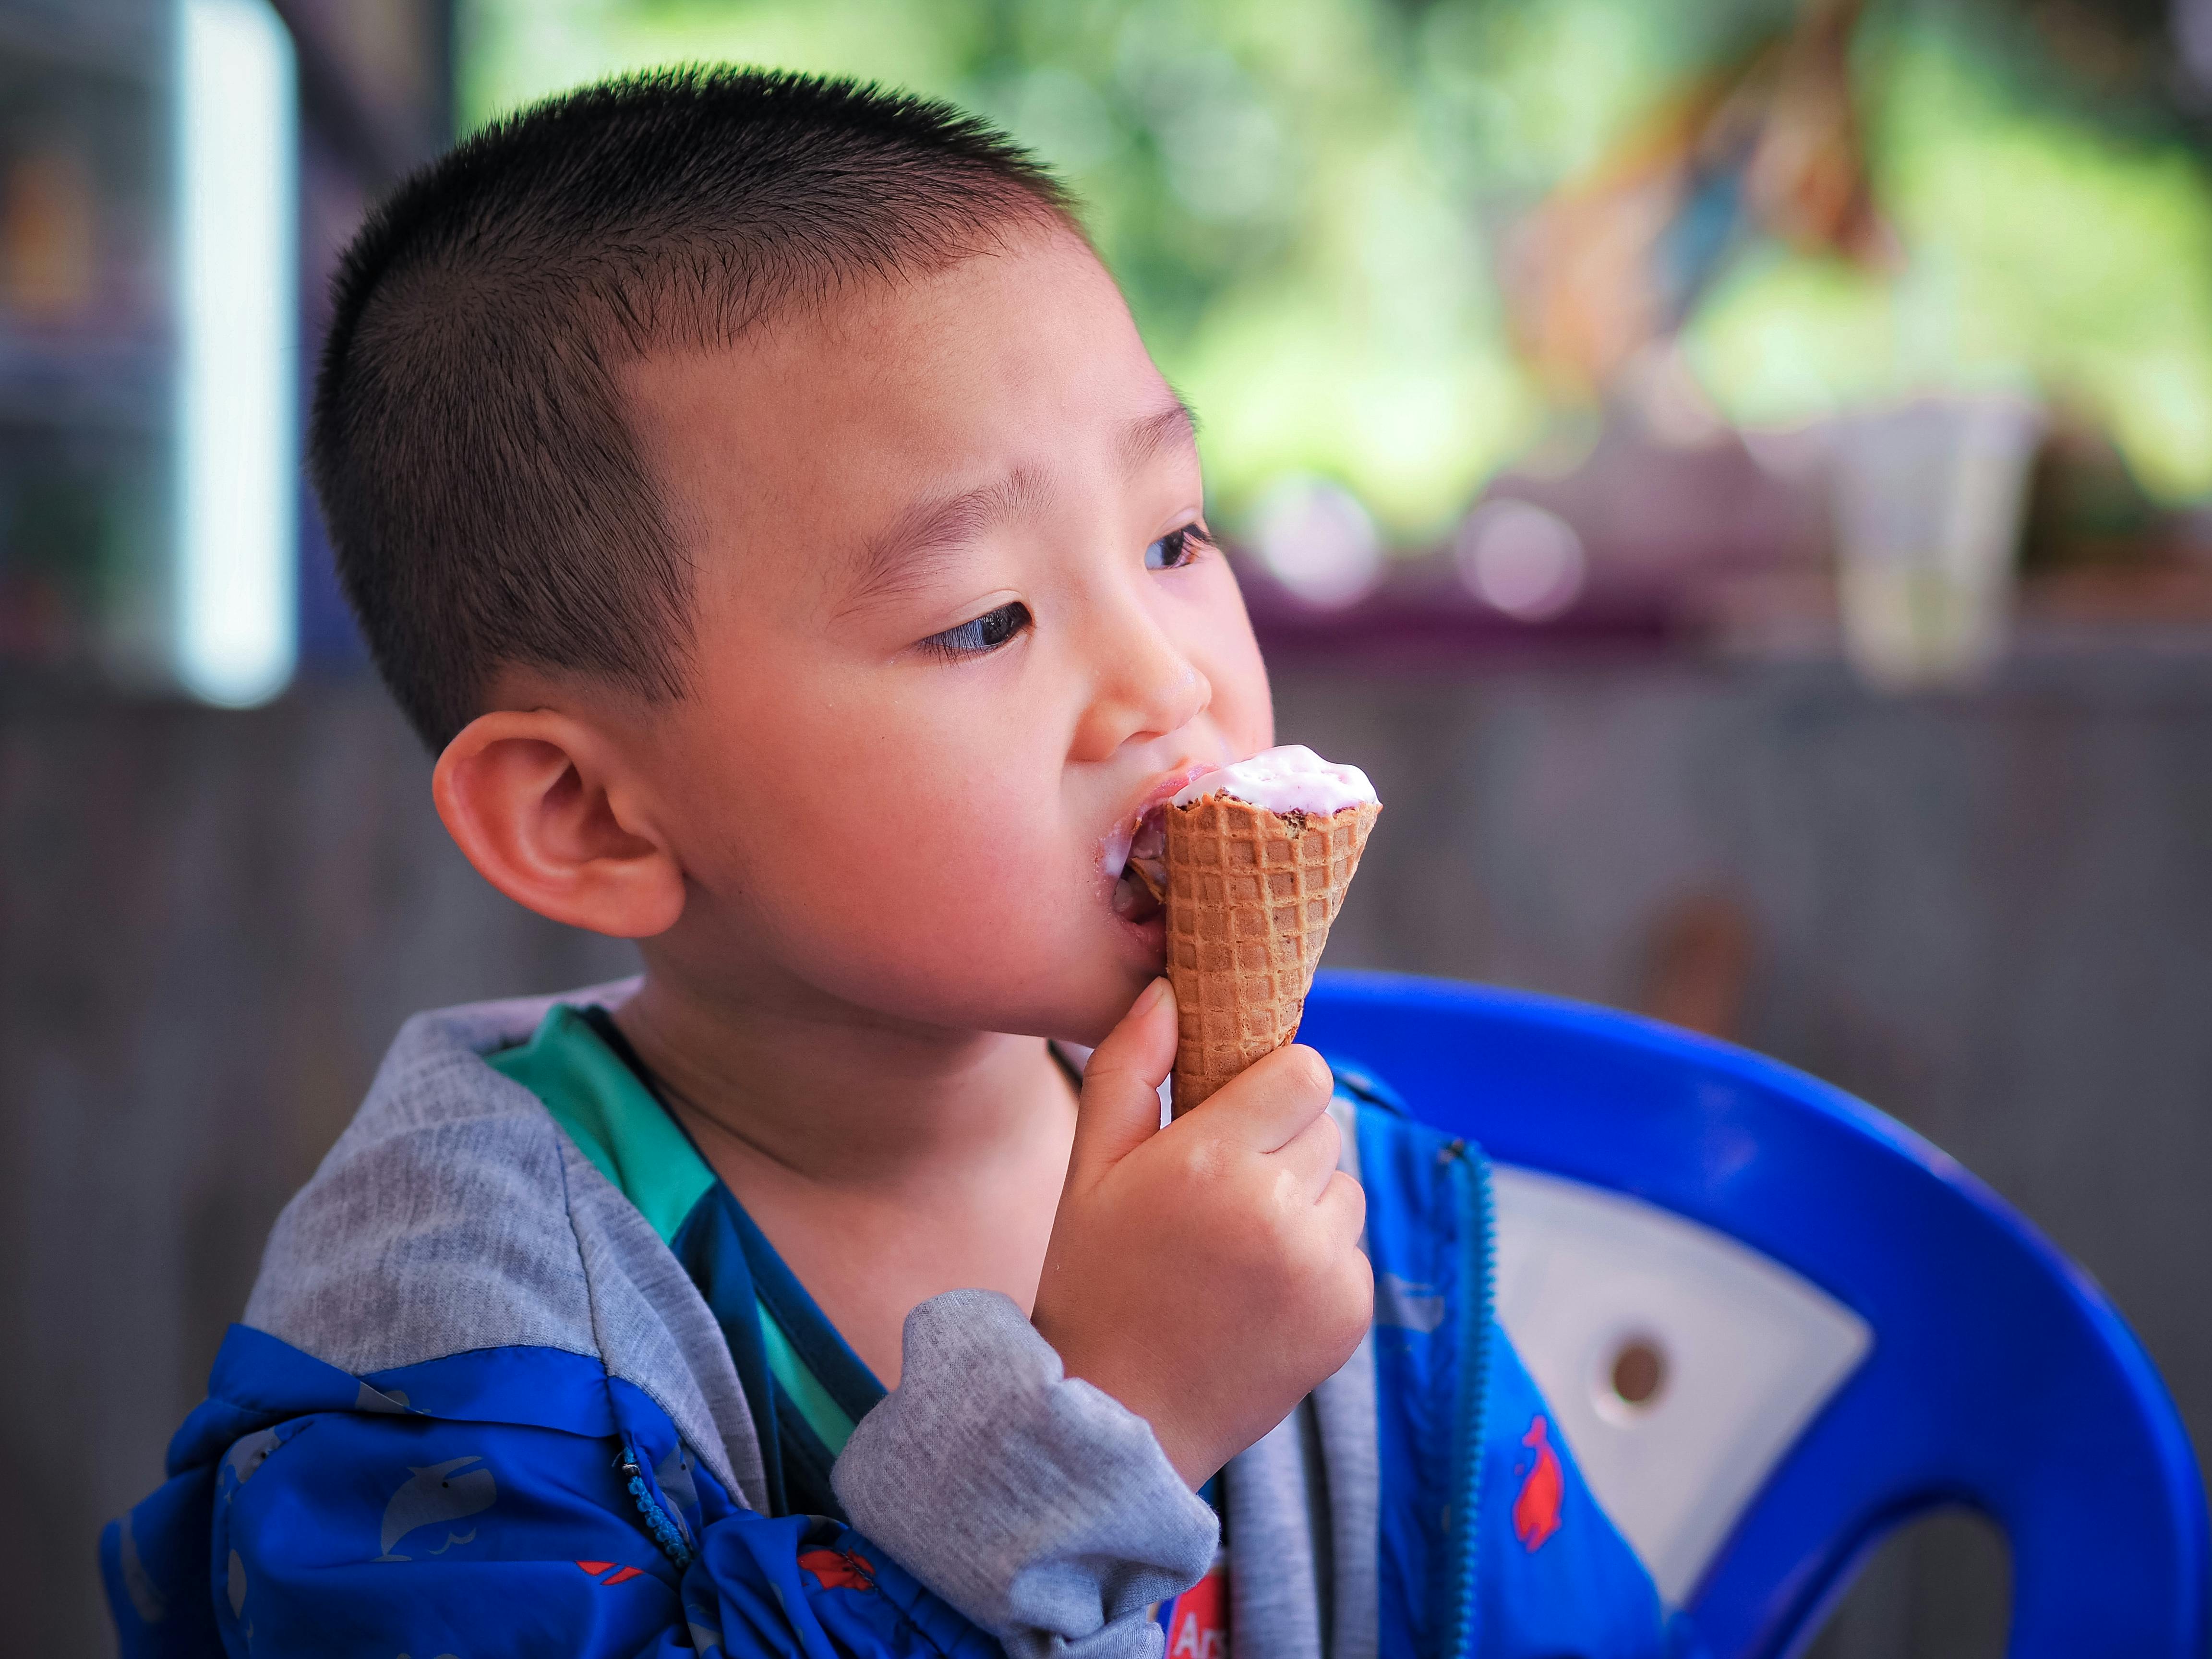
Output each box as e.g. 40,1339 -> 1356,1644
917,600 -> 1032,661
1145,523 -> 1214,571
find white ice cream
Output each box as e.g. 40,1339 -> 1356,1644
1172,744 -> 1378,816
1110,746 -> 1377,911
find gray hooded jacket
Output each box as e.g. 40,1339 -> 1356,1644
241,985 -> 1380,1658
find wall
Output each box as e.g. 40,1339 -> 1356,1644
0,684 -> 635,1656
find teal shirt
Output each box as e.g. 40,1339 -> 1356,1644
491,1002 -> 881,1506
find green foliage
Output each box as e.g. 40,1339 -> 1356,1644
461,0 -> 2212,544
1688,15 -> 2212,499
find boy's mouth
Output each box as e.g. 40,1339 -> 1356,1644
1104,764 -> 1214,924
1109,806 -> 1167,922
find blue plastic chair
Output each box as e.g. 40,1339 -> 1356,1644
1298,970 -> 2207,1659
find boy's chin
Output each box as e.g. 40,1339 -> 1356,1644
963,936 -> 1163,1050
1112,906 -> 1166,967
1047,933 -> 1168,1048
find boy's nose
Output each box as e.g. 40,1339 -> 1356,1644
1070,611 -> 1211,762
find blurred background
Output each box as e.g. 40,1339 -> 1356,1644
5,0 -> 2211,1650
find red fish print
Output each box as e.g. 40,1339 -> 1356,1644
575,1561 -> 646,1585
797,1548 -> 878,1593
1513,1415 -> 1564,1552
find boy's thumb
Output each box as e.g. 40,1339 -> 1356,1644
1068,978 -> 1178,1184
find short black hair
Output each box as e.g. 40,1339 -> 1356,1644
310,68 -> 1073,750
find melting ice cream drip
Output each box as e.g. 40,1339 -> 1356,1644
1105,808 -> 1167,917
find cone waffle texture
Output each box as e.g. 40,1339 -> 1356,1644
1164,795 -> 1380,1116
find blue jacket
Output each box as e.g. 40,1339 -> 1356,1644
101,988 -> 1689,1658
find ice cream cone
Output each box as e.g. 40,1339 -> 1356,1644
1163,795 -> 1380,1115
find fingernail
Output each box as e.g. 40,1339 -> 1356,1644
1136,976 -> 1170,1015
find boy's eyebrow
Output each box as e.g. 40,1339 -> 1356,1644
1117,396 -> 1200,474
839,466 -> 1048,614
838,397 -> 1202,615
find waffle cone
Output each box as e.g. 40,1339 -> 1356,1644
1163,795 -> 1380,1115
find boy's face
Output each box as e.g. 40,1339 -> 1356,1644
616,224 -> 1272,1045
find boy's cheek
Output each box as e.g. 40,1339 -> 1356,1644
719,791 -> 1142,1033
782,818 -> 1080,955
693,749 -> 1061,928
660,654 -> 1158,1027
751,867 -> 1139,1038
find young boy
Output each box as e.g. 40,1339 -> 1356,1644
104,71 -> 1688,1659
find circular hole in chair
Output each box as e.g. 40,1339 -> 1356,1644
1608,1336 -> 1668,1408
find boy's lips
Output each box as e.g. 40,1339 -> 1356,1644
1102,763 -> 1213,882
1104,763 -> 1214,927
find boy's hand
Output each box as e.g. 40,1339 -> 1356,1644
1032,978 -> 1372,1488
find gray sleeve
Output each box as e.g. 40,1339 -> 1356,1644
832,1289 -> 1218,1659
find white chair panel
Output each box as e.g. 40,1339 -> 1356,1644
1491,1164 -> 1873,1606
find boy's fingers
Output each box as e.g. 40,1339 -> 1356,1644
1274,1108 -> 1343,1199
1068,978 -> 1177,1183
1184,1043 -> 1335,1153
1318,1169 -> 1368,1250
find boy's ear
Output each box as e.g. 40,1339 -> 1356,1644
432,709 -> 686,939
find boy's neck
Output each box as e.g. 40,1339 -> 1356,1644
610,963 -> 1080,1385
610,964 -> 1076,1196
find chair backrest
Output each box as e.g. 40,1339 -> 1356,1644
1298,970 -> 2207,1659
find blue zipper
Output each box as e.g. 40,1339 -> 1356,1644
618,1444 -> 697,1569
1440,1139 -> 1496,1658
